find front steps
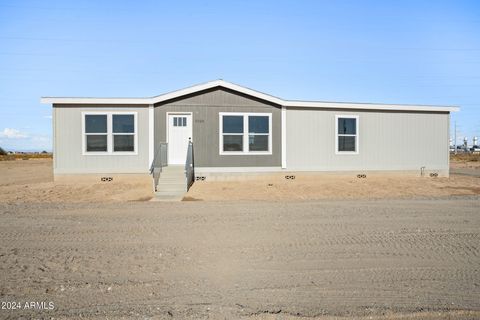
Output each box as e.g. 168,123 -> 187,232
153,165 -> 187,201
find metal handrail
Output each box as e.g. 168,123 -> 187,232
150,142 -> 168,191
185,139 -> 194,190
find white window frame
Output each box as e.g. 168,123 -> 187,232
335,115 -> 359,155
219,112 -> 272,155
82,111 -> 138,156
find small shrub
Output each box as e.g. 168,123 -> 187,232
0,147 -> 6,156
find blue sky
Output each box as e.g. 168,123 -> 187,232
0,0 -> 479,151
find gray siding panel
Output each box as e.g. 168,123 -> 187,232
53,105 -> 150,174
154,88 -> 282,167
286,108 -> 449,171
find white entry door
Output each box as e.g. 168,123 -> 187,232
167,114 -> 192,164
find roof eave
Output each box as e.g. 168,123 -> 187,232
40,79 -> 285,106
284,100 -> 459,112
40,97 -> 153,104
40,79 -> 460,112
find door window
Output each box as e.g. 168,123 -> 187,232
173,116 -> 187,127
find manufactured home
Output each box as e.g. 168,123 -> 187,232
41,80 -> 458,198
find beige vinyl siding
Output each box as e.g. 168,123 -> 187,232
53,105 -> 150,174
286,108 -> 449,172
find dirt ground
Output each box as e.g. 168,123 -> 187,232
186,159 -> 480,201
0,159 -> 153,203
451,160 -> 480,169
0,159 -> 479,319
0,199 -> 479,319
186,173 -> 480,201
1,159 -> 480,203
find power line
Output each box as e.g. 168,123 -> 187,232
0,36 -> 147,44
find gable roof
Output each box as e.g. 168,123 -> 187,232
40,79 -> 459,112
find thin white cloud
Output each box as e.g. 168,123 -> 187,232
0,128 -> 51,151
0,128 -> 28,139
44,115 -> 52,119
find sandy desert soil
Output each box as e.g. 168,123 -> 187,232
0,159 -> 479,319
1,159 -> 480,203
186,173 -> 480,201
0,199 -> 479,319
450,159 -> 480,178
451,160 -> 480,169
185,159 -> 480,201
0,159 -> 153,203
450,153 -> 480,165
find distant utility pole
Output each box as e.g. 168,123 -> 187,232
454,121 -> 457,155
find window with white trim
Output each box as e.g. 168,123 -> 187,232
336,115 -> 358,154
83,112 -> 137,154
220,113 -> 272,154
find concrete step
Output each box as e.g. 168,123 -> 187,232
157,180 -> 186,185
156,180 -> 186,186
158,175 -> 185,182
157,186 -> 187,193
158,175 -> 185,180
153,190 -> 186,199
155,190 -> 186,196
156,182 -> 186,188
159,173 -> 185,177
160,168 -> 184,171
158,177 -> 185,182
161,166 -> 185,172
151,194 -> 184,201
152,165 -> 187,201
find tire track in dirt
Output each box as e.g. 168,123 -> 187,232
0,198 -> 479,318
